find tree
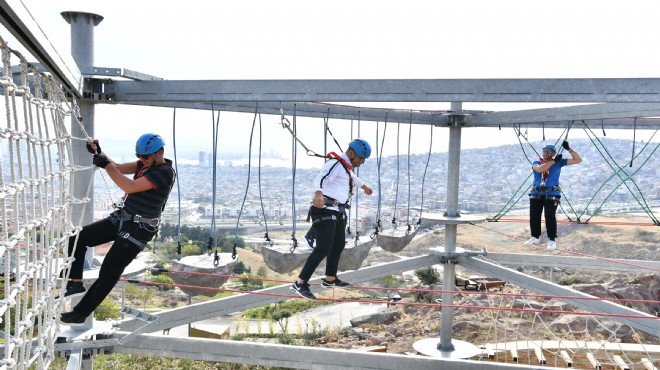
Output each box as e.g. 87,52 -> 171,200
414,266 -> 440,285
95,298 -> 121,320
271,309 -> 292,334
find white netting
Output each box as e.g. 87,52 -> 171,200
468,284 -> 660,368
0,35 -> 92,369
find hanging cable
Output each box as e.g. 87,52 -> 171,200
372,113 -> 387,238
392,122 -> 401,230
353,115 -> 362,244
290,104 -> 299,252
631,117 -> 637,167
256,112 -> 272,245
233,105 -> 260,260
417,124 -> 433,228
405,113 -> 413,235
209,104 -> 220,265
172,108 -> 182,260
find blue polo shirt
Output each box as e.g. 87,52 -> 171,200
530,158 -> 567,196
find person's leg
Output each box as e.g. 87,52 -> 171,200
72,223 -> 154,317
66,218 -> 116,280
324,214 -> 346,279
529,198 -> 543,238
544,197 -> 559,241
298,217 -> 336,282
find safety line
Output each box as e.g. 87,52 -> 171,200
120,278 -> 659,320
470,222 -> 660,274
150,268 -> 660,306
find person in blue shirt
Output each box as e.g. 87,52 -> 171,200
524,141 -> 582,250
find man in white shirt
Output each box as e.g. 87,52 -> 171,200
291,139 -> 373,299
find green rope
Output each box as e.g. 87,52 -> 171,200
579,123 -> 659,224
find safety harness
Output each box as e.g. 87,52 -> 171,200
529,158 -> 561,204
307,152 -> 354,225
108,209 -> 160,251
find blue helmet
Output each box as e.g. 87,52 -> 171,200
348,138 -> 371,158
135,133 -> 165,155
542,144 -> 556,153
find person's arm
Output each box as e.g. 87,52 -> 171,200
532,160 -> 555,173
104,164 -> 154,194
566,148 -> 582,165
115,161 -> 139,174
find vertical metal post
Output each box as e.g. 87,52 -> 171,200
61,11 -> 103,269
439,102 -> 463,351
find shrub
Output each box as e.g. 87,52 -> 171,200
415,266 -> 441,285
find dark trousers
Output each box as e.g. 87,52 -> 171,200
529,196 -> 559,241
66,216 -> 155,317
298,208 -> 345,281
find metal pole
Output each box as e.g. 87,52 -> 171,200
61,11 -> 103,269
438,102 -> 463,351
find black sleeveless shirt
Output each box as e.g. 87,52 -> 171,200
122,158 -> 176,218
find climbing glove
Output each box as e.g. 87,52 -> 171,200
93,154 -> 111,168
553,154 -> 563,163
561,140 -> 570,151
86,140 -> 101,155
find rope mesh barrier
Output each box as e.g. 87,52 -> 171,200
0,35 -> 96,369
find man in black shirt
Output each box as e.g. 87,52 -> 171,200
60,133 -> 176,325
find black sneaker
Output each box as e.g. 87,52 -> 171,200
60,311 -> 87,326
62,281 -> 86,299
304,235 -> 315,250
290,281 -> 316,299
321,278 -> 350,288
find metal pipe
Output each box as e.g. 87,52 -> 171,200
439,101 -> 463,351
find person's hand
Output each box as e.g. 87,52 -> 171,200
553,154 -> 563,163
562,140 -> 570,151
311,192 -> 324,208
362,185 -> 373,195
86,139 -> 101,155
93,154 -> 111,168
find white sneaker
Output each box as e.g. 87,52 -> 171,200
547,240 -> 557,250
524,237 -> 540,246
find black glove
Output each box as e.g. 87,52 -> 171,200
562,140 -> 570,151
93,154 -> 111,168
553,154 -> 563,163
86,140 -> 101,155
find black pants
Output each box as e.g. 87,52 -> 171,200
298,208 -> 345,281
66,216 -> 156,317
529,196 -> 560,241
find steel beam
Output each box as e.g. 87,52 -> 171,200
485,253 -> 660,273
106,78 -> 660,103
458,256 -> 660,337
0,0 -> 82,96
114,333 -> 548,370
467,103 -> 660,127
118,254 -> 442,333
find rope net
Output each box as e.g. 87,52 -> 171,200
0,36 -> 88,369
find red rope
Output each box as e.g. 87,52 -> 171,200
470,222 -> 660,274
153,268 -> 660,305
123,277 -> 660,319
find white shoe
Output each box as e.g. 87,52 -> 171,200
547,240 -> 557,250
524,237 -> 540,246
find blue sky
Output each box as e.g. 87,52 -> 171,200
5,0 -> 660,167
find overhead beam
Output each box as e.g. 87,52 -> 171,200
468,102 -> 660,128
109,100 -> 660,129
0,0 -> 82,96
459,256 -> 660,337
105,78 -> 660,104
